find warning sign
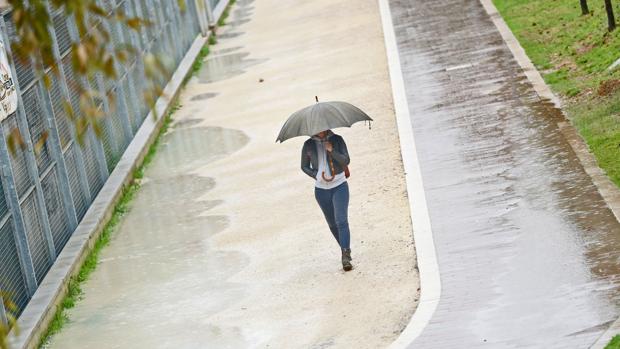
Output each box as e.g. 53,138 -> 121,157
0,38 -> 17,121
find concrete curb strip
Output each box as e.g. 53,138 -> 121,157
213,0 -> 230,22
378,0 -> 442,348
8,33 -> 209,349
478,0 -> 620,347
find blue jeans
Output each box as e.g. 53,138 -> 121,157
314,182 -> 350,249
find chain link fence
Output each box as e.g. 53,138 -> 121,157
0,0 -> 205,320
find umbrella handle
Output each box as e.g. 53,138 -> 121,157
322,171 -> 335,182
322,151 -> 336,182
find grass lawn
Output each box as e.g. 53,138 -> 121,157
493,0 -> 620,187
607,335 -> 620,349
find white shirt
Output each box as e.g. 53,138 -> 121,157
314,140 -> 346,189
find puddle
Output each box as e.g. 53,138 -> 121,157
229,18 -> 252,28
210,46 -> 243,56
47,125 -> 252,349
189,92 -> 218,101
215,31 -> 244,40
172,118 -> 203,128
198,52 -> 267,84
311,338 -> 336,349
148,126 -> 250,178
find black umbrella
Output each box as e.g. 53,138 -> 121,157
276,97 -> 373,143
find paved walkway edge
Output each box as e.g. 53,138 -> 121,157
8,33 -> 209,349
213,0 -> 231,22
378,1 -> 442,348
479,0 -> 620,347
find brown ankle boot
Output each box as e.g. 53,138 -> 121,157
342,248 -> 353,271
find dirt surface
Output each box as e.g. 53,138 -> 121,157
46,0 -> 419,348
598,79 -> 620,96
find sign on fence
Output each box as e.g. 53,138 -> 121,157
0,38 -> 17,120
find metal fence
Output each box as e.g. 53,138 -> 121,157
0,0 -> 204,320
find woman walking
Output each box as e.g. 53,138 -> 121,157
301,129 -> 353,271
277,98 -> 371,270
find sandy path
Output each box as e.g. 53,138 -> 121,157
48,0 -> 419,348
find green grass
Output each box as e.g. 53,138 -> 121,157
208,34 -> 217,45
182,44 -> 210,86
493,0 -> 620,94
607,335 -> 620,349
217,0 -> 237,26
568,91 -> 620,185
192,45 -> 210,76
493,0 -> 620,188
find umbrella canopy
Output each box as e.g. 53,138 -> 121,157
276,99 -> 373,143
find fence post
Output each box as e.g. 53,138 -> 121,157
131,0 -> 154,123
183,0 -> 197,34
111,81 -> 133,145
139,0 -> 157,51
121,3 -> 147,128
36,81 -> 79,231
106,4 -> 136,145
45,11 -> 93,207
153,0 -> 180,78
65,16 -> 110,182
204,0 -> 216,29
94,66 -> 135,164
35,6 -> 80,232
133,1 -> 149,50
195,0 -> 209,36
0,293 -> 7,326
167,0 -> 185,62
0,17 -> 57,262
0,130 -> 38,296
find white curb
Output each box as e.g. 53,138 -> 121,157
377,1 -> 442,348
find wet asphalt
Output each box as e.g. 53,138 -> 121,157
388,0 -> 620,348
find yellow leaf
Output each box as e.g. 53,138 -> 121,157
42,74 -> 52,89
6,128 -> 25,157
12,9 -> 23,24
62,99 -> 76,121
125,17 -> 142,30
33,131 -> 49,156
104,57 -> 116,78
88,4 -> 107,17
75,44 -> 88,73
116,49 -> 128,63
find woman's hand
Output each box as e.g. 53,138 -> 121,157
325,141 -> 333,152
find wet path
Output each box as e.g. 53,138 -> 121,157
46,0 -> 420,347
47,124 -> 251,348
388,0 -> 620,348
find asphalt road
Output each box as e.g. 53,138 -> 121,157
388,0 -> 620,347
